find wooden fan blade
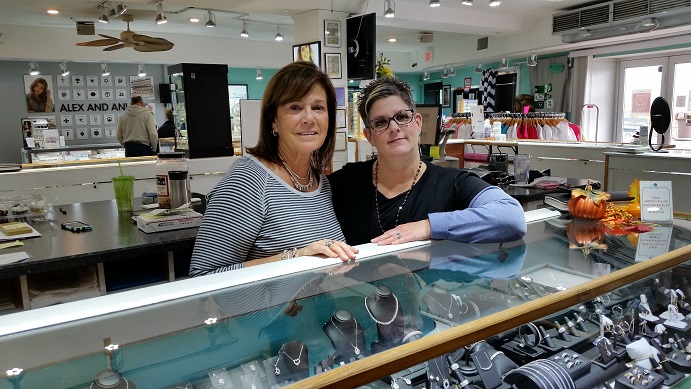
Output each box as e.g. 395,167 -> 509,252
103,43 -> 126,51
133,41 -> 174,52
76,38 -> 120,47
98,34 -> 122,41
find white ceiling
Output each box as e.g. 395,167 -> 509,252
1,0 -> 604,53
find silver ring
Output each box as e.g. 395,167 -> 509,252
395,232 -> 403,239
325,240 -> 334,248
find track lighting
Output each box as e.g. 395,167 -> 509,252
155,1 -> 167,24
137,63 -> 146,77
240,21 -> 249,38
448,66 -> 455,77
114,2 -> 127,17
489,0 -> 501,6
527,52 -> 537,67
29,61 -> 39,75
59,62 -> 70,77
429,0 -> 441,7
500,56 -> 508,68
204,11 -> 216,28
101,63 -> 110,76
98,6 -> 109,23
423,70 -> 430,80
256,68 -> 263,80
274,25 -> 283,41
461,0 -> 473,5
384,0 -> 395,18
474,64 -> 483,74
441,67 -> 448,78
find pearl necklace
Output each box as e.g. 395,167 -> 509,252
374,159 -> 422,233
330,317 -> 361,355
278,152 -> 314,192
364,294 -> 399,325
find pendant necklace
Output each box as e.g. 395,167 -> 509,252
374,160 -> 422,233
269,354 -> 282,376
281,343 -> 305,366
364,294 -> 399,325
278,152 -> 314,192
243,372 -> 257,389
330,317 -> 361,355
427,293 -> 455,319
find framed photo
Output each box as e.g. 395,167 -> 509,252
324,20 -> 341,48
442,85 -> 451,108
293,41 -> 321,69
325,53 -> 342,79
334,87 -> 346,107
336,108 -> 347,129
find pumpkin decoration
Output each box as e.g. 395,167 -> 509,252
566,219 -> 607,256
568,181 -> 611,219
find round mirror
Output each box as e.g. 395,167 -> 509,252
649,96 -> 671,151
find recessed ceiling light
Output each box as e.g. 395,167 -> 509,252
189,18 -> 199,23
47,9 -> 59,14
388,38 -> 397,42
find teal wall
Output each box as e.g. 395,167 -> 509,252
228,68 -> 279,100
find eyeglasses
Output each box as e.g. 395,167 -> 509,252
367,109 -> 415,132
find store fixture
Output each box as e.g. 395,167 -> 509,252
384,0 -> 395,18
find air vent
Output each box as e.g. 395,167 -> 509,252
580,5 -> 610,27
650,0 -> 690,14
553,12 -> 580,33
477,37 -> 488,50
613,0 -> 648,22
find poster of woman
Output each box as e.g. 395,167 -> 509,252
292,41 -> 321,69
24,75 -> 54,113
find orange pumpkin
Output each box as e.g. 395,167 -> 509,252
566,219 -> 607,255
568,182 -> 611,220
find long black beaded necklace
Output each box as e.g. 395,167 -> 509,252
373,159 -> 423,233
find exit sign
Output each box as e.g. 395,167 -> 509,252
424,51 -> 433,62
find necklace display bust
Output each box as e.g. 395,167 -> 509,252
365,285 -> 405,346
323,309 -> 366,362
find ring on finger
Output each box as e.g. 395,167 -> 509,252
325,240 -> 335,248
396,232 -> 403,240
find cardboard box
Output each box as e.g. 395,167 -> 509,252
0,222 -> 33,236
135,210 -> 203,233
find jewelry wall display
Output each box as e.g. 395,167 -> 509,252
323,309 -> 366,361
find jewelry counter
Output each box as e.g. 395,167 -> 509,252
1,219 -> 691,389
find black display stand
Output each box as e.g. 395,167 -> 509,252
365,285 -> 405,350
167,63 -> 234,159
323,309 -> 366,363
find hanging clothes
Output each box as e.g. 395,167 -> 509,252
481,69 -> 498,113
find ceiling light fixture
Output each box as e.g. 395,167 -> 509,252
474,64 -> 483,74
47,9 -> 59,15
256,68 -> 263,80
448,66 -> 455,76
423,70 -> 430,80
204,11 -> 216,28
527,52 -> 537,67
500,56 -> 508,68
155,1 -> 167,24
274,25 -> 283,41
384,0 -> 395,18
98,6 -> 109,23
430,0 -> 441,7
114,2 -> 128,17
461,0 -> 473,5
137,63 -> 146,77
240,21 -> 249,38
29,61 -> 39,76
59,62 -> 70,77
101,63 -> 110,76
489,0 -> 501,6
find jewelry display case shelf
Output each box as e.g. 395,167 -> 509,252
0,219 -> 690,389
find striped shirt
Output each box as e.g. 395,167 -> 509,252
189,155 -> 345,277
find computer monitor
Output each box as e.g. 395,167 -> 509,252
416,104 -> 442,146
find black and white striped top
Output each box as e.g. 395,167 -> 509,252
189,155 -> 345,277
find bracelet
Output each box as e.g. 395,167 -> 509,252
281,247 -> 300,260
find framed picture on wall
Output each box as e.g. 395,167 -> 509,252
334,87 -> 346,107
442,85 -> 451,108
293,41 -> 321,69
336,108 -> 347,129
325,53 -> 342,79
324,20 -> 341,48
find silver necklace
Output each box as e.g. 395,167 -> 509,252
330,317 -> 361,355
374,160 -> 422,233
243,372 -> 257,389
427,293 -> 455,319
278,152 -> 314,192
269,355 -> 282,376
364,294 -> 399,325
281,344 -> 304,366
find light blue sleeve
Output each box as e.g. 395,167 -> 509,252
428,186 -> 527,243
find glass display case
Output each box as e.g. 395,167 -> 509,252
20,144 -> 125,164
168,63 -> 235,159
1,218 -> 690,389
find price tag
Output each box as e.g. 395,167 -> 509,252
640,181 -> 673,223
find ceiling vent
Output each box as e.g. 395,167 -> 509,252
553,0 -> 691,43
417,32 -> 434,43
76,21 -> 95,35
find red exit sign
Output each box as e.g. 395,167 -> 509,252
424,51 -> 433,62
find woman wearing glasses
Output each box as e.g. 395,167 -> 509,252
328,77 -> 526,245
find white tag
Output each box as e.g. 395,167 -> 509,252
635,225 -> 672,262
640,181 -> 673,223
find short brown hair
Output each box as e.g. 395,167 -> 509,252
358,77 -> 415,126
246,61 -> 336,171
131,95 -> 143,105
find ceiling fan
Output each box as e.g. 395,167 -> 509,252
76,14 -> 174,52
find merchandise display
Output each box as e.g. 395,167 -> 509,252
0,219 -> 691,388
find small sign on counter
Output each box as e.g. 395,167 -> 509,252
640,181 -> 673,223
